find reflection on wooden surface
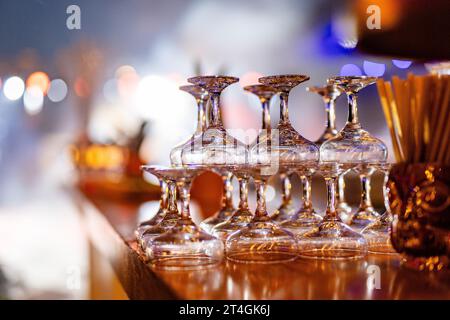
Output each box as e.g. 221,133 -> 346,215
77,192 -> 450,300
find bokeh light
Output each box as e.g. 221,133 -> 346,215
47,79 -> 68,102
23,86 -> 44,115
392,59 -> 412,69
26,71 -> 50,94
115,65 -> 139,99
74,77 -> 90,97
339,64 -> 362,76
363,60 -> 386,77
133,75 -> 183,121
3,76 -> 25,101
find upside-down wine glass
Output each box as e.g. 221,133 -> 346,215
258,75 -> 319,222
212,165 -> 253,240
200,169 -> 235,234
362,163 -> 397,254
226,165 -> 299,263
297,163 -> 368,259
279,165 -> 322,235
321,76 -> 387,230
307,84 -> 352,221
351,163 -> 380,231
143,165 -> 224,269
138,166 -> 180,250
181,75 -> 248,166
170,85 -> 208,166
135,171 -> 168,245
226,84 -> 298,263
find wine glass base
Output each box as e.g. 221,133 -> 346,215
212,209 -> 254,241
225,221 -> 298,264
297,248 -> 367,260
200,209 -> 234,234
348,208 -> 380,232
226,251 -> 298,264
149,255 -> 222,270
146,219 -> 224,269
297,220 -> 367,260
279,211 -> 322,235
362,218 -> 397,255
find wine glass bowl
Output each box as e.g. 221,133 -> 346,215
225,165 -> 299,263
170,85 -> 209,167
200,168 -> 236,234
181,75 -> 248,166
307,84 -> 342,145
297,163 -> 368,260
143,165 -> 224,269
212,166 -> 253,241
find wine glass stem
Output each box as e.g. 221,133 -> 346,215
324,99 -> 336,131
279,92 -> 290,124
382,170 -> 392,216
347,93 -> 360,126
159,178 -> 169,210
300,175 -> 312,209
178,180 -> 192,219
261,100 -> 271,131
255,179 -> 268,218
280,173 -> 292,204
209,93 -> 223,128
196,99 -> 207,134
167,181 -> 178,213
238,176 -> 249,210
359,173 -> 373,209
324,176 -> 340,221
221,172 -> 234,210
337,174 -> 346,203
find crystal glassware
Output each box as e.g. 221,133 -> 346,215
226,83 -> 299,263
297,163 -> 368,260
258,75 -> 319,221
226,165 -> 298,263
349,163 -> 380,231
138,166 -> 180,250
135,170 -> 168,245
307,84 -> 352,220
362,163 -> 396,254
170,85 -> 209,166
336,174 -> 353,223
321,76 -> 387,166
279,165 -> 322,235
182,76 -> 248,166
212,165 -> 253,240
143,165 -> 224,269
306,84 -> 342,145
321,76 -> 387,227
200,169 -> 235,233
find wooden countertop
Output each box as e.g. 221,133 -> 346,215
75,192 -> 450,300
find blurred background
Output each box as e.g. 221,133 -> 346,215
0,0 -> 447,299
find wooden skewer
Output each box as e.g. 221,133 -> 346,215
406,73 -> 416,162
385,81 -> 407,161
430,77 -> 450,162
435,78 -> 450,163
377,79 -> 403,162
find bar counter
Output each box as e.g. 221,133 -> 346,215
74,191 -> 450,300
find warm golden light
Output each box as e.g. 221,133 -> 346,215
26,71 -> 50,94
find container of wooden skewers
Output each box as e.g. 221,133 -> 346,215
377,69 -> 450,271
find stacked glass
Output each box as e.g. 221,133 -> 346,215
138,74 -> 392,269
